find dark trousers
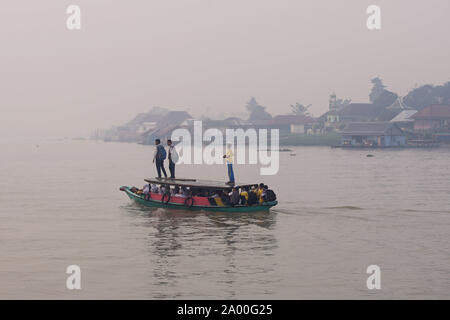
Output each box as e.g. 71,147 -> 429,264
169,160 -> 176,178
156,159 -> 167,178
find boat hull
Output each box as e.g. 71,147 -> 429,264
121,186 -> 277,212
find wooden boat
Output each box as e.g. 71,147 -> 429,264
120,178 -> 277,212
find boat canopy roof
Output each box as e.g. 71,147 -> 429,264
144,178 -> 256,190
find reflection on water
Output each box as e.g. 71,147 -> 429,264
121,204 -> 277,299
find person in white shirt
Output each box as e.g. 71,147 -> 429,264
167,139 -> 179,179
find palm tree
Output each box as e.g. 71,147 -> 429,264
290,103 -> 311,116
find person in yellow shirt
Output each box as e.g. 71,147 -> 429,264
223,143 -> 235,185
240,187 -> 249,205
257,183 -> 264,196
257,183 -> 265,203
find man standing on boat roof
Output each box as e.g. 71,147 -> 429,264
153,139 -> 167,179
167,139 -> 178,179
223,143 -> 235,185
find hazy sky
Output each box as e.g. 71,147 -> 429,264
1,0 -> 449,138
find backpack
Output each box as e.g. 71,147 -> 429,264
156,145 -> 167,161
265,189 -> 277,202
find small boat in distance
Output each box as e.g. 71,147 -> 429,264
120,178 -> 278,212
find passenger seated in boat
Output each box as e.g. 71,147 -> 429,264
150,184 -> 159,193
209,190 -> 224,206
143,184 -> 150,195
257,183 -> 264,199
220,190 -> 230,206
159,185 -> 167,194
180,186 -> 189,197
193,188 -> 206,197
260,185 -> 268,203
229,187 -> 240,206
211,190 -> 220,198
171,185 -> 180,196
193,188 -> 205,197
264,185 -> 277,202
247,186 -> 258,205
259,184 -> 266,203
240,187 -> 249,205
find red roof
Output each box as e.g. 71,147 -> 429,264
411,105 -> 450,120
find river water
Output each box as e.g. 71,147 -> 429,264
1,139 -> 449,299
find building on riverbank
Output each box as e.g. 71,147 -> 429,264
337,103 -> 383,123
390,109 -> 417,130
341,122 -> 406,147
410,105 -> 450,131
141,111 -> 192,144
320,101 -> 388,133
266,115 -> 314,134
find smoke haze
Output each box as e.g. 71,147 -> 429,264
0,0 -> 449,138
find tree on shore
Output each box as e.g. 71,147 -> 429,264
246,97 -> 272,120
369,77 -> 387,103
373,90 -> 398,109
148,106 -> 168,115
403,82 -> 450,110
369,77 -> 398,109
